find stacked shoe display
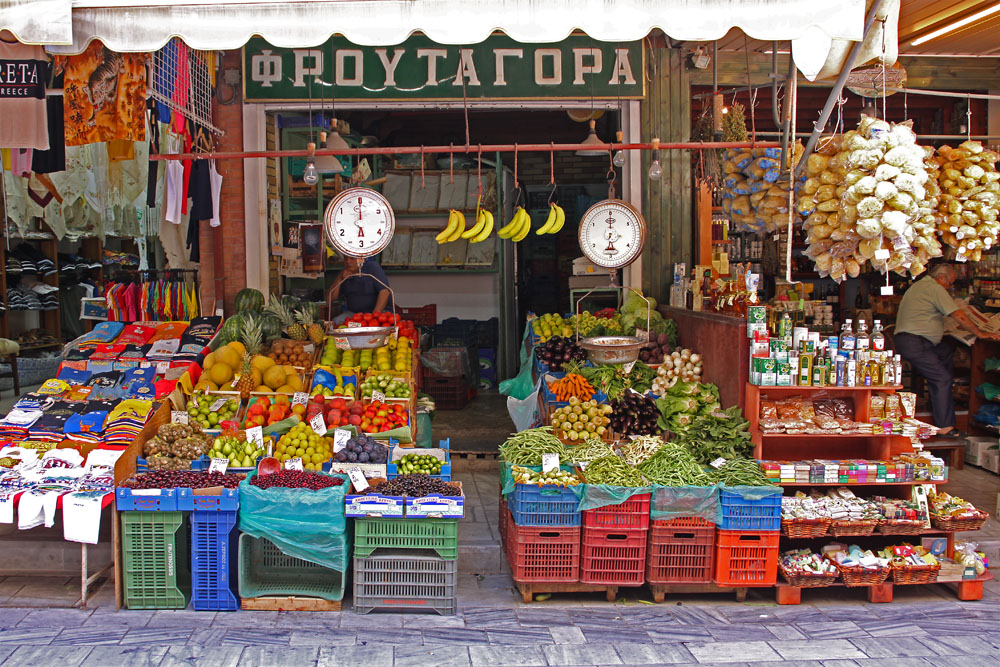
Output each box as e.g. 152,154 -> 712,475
58,253 -> 103,273
10,244 -> 56,276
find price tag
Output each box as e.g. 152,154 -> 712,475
710,457 -> 727,469
333,428 -> 351,452
285,457 -> 303,470
310,413 -> 327,435
292,392 -> 309,406
215,307 -> 224,317
372,390 -> 386,403
577,461 -> 588,471
622,360 -> 637,374
209,458 -> 228,474
880,285 -> 894,296
347,321 -> 363,328
210,398 -> 228,411
246,426 -> 264,449
334,337 -> 350,350
170,411 -> 189,425
348,468 -> 369,491
874,249 -> 891,260
156,361 -> 170,375
541,453 -> 560,473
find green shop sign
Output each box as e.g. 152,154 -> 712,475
243,35 -> 643,102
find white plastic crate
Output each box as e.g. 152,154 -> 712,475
352,549 -> 457,615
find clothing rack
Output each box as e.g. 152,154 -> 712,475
104,269 -> 201,322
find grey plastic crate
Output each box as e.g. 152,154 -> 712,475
353,549 -> 458,615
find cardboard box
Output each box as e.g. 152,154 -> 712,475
344,479 -> 464,518
979,448 -> 1000,474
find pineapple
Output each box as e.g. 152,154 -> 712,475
234,315 -> 263,400
297,309 -> 325,345
264,295 -> 298,339
287,309 -> 307,341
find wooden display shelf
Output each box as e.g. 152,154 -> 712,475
776,480 -> 947,487
775,570 -> 993,605
750,385 -> 903,393
240,596 -> 342,611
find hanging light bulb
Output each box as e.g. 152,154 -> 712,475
648,137 -> 662,181
612,130 -> 626,168
303,141 -> 319,185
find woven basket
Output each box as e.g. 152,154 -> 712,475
830,519 -> 879,537
829,560 -> 891,587
890,562 -> 940,585
930,511 -> 989,533
877,519 -> 926,535
781,517 -> 832,538
779,564 -> 839,588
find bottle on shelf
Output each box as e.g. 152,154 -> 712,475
856,320 -> 870,351
845,352 -> 857,387
893,354 -> 902,386
871,320 -> 885,351
839,319 -> 856,354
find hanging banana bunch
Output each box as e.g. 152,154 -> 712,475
435,209 -> 467,244
499,206 -> 529,240
535,202 -> 565,235
462,203 -> 495,244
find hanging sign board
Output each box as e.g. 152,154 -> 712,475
244,35 -> 644,102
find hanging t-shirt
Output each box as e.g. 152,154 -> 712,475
31,94 -> 66,174
56,41 -> 146,147
0,33 -> 49,150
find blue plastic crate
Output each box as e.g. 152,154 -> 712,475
719,488 -> 782,531
387,439 -> 452,481
538,376 -> 607,410
509,481 -> 581,528
177,488 -> 239,512
116,487 -> 179,511
190,510 -> 239,611
136,456 -> 209,474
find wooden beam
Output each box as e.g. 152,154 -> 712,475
692,52 -> 1000,91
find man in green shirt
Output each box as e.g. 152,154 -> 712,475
895,263 -> 998,437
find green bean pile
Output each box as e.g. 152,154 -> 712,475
710,458 -> 773,486
637,441 -> 714,486
616,435 -> 665,465
583,454 -> 648,487
568,438 -> 616,465
499,427 -> 568,466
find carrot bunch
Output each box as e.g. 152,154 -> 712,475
549,373 -> 596,402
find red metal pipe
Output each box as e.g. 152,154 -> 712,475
149,141 -> 779,161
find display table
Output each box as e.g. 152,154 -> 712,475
659,307 -> 749,409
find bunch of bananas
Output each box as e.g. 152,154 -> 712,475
498,206 -> 532,241
536,203 -> 566,236
435,208 -> 494,244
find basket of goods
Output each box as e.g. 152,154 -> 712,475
929,493 -> 990,532
780,496 -> 832,538
778,549 -> 839,588
823,545 -> 891,587
883,545 -> 941,585
824,489 -> 883,536
875,498 -> 926,535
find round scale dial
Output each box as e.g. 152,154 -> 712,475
578,199 -> 647,269
324,187 -> 395,258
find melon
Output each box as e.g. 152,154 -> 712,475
263,366 -> 286,390
235,288 -> 265,313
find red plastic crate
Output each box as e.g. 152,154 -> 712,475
714,530 -> 780,587
582,493 -> 651,531
398,304 -> 437,327
646,519 -> 715,585
507,509 -> 581,583
657,516 -> 714,529
580,526 -> 647,586
499,497 -> 509,555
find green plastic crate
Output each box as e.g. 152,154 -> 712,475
237,534 -> 346,602
353,518 -> 458,559
121,511 -> 191,609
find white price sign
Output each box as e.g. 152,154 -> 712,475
285,457 -> 304,471
333,429 -> 352,452
541,453 -> 560,474
334,337 -> 350,350
209,458 -> 229,474
880,285 -> 894,296
246,426 -> 264,449
292,392 -> 309,406
170,411 -> 189,425
348,468 -> 369,491
347,321 -> 363,328
372,390 -> 386,403
210,398 -> 229,411
710,457 -> 727,469
873,249 -> 891,260
622,360 -> 637,374
310,414 -> 327,435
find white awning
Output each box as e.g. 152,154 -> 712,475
22,0 -> 864,68
1,0 -> 73,45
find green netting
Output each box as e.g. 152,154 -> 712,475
501,462 -> 584,501
576,483 -> 654,511
721,484 -> 782,500
238,471 -> 350,572
650,485 -> 722,524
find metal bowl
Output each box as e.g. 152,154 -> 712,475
327,326 -> 395,350
579,336 -> 644,365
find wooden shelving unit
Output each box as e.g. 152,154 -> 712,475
968,338 -> 1000,434
745,382 -> 988,605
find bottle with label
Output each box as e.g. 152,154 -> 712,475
856,320 -> 870,351
779,312 -> 792,337
836,355 -> 847,386
845,352 -> 857,387
840,319 -> 856,353
871,320 -> 885,351
893,354 -> 902,387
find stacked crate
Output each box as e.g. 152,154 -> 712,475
116,489 -> 191,610
178,488 -> 240,611
503,468 -> 582,584
646,516 -> 716,587
579,495 -> 650,586
713,488 -> 782,588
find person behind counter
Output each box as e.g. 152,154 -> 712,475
894,262 -> 999,438
326,256 -> 392,324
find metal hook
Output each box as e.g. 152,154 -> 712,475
548,143 -> 557,205
477,144 -> 483,196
